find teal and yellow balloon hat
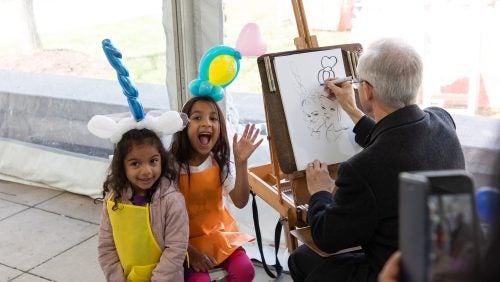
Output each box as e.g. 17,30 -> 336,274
189,23 -> 268,102
189,45 -> 242,102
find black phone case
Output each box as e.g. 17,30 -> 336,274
399,170 -> 478,282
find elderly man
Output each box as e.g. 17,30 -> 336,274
287,38 -> 465,282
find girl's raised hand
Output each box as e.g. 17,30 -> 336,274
233,124 -> 263,165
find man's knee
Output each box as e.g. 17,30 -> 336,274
287,250 -> 298,272
288,246 -> 316,281
288,247 -> 307,272
288,251 -> 301,281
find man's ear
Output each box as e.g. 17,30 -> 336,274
364,83 -> 374,101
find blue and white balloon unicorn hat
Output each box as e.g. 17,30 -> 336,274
87,39 -> 188,143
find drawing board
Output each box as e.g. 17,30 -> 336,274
257,44 -> 363,173
273,49 -> 361,171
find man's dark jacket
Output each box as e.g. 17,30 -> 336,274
308,105 -> 465,278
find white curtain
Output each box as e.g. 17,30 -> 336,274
163,0 -> 224,111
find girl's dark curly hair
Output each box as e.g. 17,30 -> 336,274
170,96 -> 230,185
100,128 -> 177,210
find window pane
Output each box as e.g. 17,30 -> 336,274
223,0 -> 500,117
0,0 -> 165,84
0,0 -> 166,158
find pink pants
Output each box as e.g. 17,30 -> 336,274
186,247 -> 255,282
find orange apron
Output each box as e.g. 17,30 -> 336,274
107,199 -> 162,282
179,161 -> 254,265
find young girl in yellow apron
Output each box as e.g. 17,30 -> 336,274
170,96 -> 264,282
94,127 -> 189,282
90,41 -> 189,281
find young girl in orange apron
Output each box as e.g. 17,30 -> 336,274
171,96 -> 263,282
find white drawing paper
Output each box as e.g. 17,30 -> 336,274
273,48 -> 362,171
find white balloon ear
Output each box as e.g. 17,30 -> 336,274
88,110 -> 188,143
156,111 -> 188,135
87,115 -> 118,139
109,117 -> 136,143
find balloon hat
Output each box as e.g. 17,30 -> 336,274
189,22 -> 267,102
189,45 -> 242,102
87,39 -> 188,143
102,38 -> 144,122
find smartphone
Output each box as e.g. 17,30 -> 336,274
399,170 -> 480,282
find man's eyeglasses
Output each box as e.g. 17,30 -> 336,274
352,78 -> 371,90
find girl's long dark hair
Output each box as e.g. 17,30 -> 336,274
170,96 -> 230,184
100,128 -> 177,210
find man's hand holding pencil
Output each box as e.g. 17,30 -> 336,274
323,76 -> 365,124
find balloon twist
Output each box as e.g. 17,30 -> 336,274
102,39 -> 145,121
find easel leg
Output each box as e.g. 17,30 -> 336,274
281,218 -> 299,253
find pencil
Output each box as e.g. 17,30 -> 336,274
333,76 -> 353,85
320,76 -> 353,86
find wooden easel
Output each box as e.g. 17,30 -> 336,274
249,1 -> 364,256
291,0 -> 318,49
248,0 -> 332,253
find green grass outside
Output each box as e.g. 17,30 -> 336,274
40,16 -> 166,84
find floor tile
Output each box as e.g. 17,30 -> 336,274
30,235 -> 105,282
254,266 -> 293,282
0,180 -> 62,206
9,273 -> 49,282
0,179 -> 293,282
36,192 -> 102,224
0,264 -> 23,282
0,199 -> 27,220
0,208 -> 97,271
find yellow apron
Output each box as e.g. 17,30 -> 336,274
107,199 -> 162,282
179,161 -> 254,265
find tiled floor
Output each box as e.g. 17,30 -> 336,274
0,180 -> 292,282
